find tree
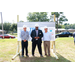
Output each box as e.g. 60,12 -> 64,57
3,22 -> 11,33
19,20 -> 24,22
56,24 -> 65,29
64,23 -> 70,25
10,23 -> 17,34
50,12 -> 68,33
0,23 -> 1,29
65,24 -> 75,29
27,12 -> 49,22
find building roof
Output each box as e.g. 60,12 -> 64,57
0,29 -> 6,32
55,29 -> 66,30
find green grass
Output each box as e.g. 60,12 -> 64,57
0,37 -> 75,62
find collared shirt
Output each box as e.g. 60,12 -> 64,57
36,30 -> 38,36
36,30 -> 38,40
43,32 -> 51,41
21,30 -> 29,40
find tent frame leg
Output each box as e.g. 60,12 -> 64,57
12,41 -> 21,60
51,41 -> 58,59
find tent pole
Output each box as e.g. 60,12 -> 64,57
51,15 -> 58,59
0,12 -> 4,39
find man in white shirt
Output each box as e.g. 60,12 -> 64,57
43,26 -> 51,56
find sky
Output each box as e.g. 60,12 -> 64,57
0,11 -> 75,24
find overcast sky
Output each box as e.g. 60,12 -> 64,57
0,12 -> 75,24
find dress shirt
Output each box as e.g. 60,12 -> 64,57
43,32 -> 51,41
36,30 -> 38,40
21,30 -> 29,40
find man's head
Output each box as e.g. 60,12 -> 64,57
44,26 -> 48,33
35,24 -> 39,30
23,25 -> 27,31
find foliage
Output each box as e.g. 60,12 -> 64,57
0,23 -> 1,29
65,23 -> 75,29
27,12 -> 49,22
50,12 -> 68,24
19,20 -> 24,22
3,22 -> 11,33
57,24 -> 65,28
10,23 -> 17,34
0,23 -> 17,34
50,12 -> 68,32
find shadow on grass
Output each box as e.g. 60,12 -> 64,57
56,53 -> 71,62
19,53 -> 71,62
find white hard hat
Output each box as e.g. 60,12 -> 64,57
35,24 -> 39,27
44,26 -> 48,29
23,25 -> 27,28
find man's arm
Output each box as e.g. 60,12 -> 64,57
31,30 -> 35,39
49,32 -> 51,40
21,31 -> 24,40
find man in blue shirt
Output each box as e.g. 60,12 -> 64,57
21,25 -> 29,57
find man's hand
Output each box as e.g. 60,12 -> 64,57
24,40 -> 26,42
34,37 -> 37,39
37,37 -> 40,39
34,37 -> 40,39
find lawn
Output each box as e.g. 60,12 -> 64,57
0,37 -> 75,62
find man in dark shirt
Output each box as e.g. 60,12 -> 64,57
31,24 -> 43,57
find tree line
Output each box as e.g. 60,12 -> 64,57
0,23 -> 17,34
55,23 -> 75,29
0,22 -> 75,34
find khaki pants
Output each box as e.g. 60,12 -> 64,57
44,41 -> 50,55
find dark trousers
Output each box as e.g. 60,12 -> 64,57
21,40 -> 28,56
32,40 -> 42,56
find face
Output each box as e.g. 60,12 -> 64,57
44,28 -> 48,32
23,27 -> 27,31
35,27 -> 38,30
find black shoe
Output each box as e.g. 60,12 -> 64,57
32,55 -> 35,57
26,55 -> 29,57
22,55 -> 24,57
40,55 -> 43,57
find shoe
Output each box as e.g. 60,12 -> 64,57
48,54 -> 50,56
45,54 -> 47,56
26,55 -> 29,57
32,54 -> 34,57
40,55 -> 43,57
22,55 -> 24,57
